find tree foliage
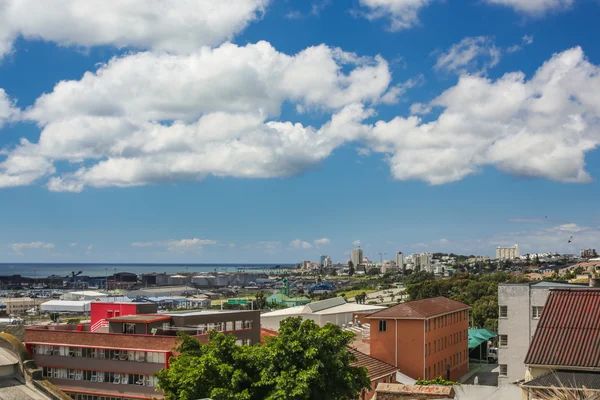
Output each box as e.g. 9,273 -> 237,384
157,317 -> 370,400
405,272 -> 525,329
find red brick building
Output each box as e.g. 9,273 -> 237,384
367,297 -> 470,382
25,302 -> 260,400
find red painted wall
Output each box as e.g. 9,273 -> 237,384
90,303 -> 138,326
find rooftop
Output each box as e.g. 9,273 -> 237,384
525,288 -> 600,368
164,309 -> 254,316
367,297 -> 469,319
349,348 -> 399,381
522,371 -> 600,390
107,314 -> 172,323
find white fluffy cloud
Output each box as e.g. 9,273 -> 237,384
314,238 -> 331,246
10,241 -> 55,254
1,41 -> 384,191
352,240 -> 361,246
0,89 -> 19,128
358,0 -> 431,30
290,239 -> 313,249
435,36 -> 501,74
366,47 -> 600,184
0,0 -> 268,58
132,238 -> 218,252
484,0 -> 574,14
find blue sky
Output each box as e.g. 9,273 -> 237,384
0,0 -> 599,264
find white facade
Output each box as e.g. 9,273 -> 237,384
351,247 -> 363,266
323,256 -> 332,267
419,253 -> 433,272
396,252 -> 404,271
497,282 -> 581,384
496,245 -> 520,259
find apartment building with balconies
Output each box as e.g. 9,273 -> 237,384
25,302 -> 260,400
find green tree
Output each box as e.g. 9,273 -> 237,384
367,267 -> 381,276
348,261 -> 355,277
157,318 -> 370,400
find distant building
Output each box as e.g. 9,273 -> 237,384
419,253 -> 433,273
368,297 -> 470,382
580,248 -> 598,258
320,255 -> 328,266
266,278 -> 310,307
497,281 -> 584,384
352,247 -> 364,266
396,252 -> 405,272
496,245 -> 520,260
323,256 -> 332,267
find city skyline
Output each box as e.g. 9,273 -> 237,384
1,1 -> 600,263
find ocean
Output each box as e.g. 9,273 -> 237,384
0,263 -> 295,278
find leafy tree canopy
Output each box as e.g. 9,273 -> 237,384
157,317 -> 370,400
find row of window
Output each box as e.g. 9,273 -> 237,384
424,349 -> 468,380
192,321 -> 254,335
499,305 -> 543,319
33,345 -> 166,364
425,330 -> 468,356
425,310 -> 469,332
68,394 -> 140,400
42,367 -> 157,387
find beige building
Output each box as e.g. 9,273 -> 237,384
496,245 -> 519,260
2,298 -> 47,316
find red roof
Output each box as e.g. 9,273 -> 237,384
349,348 -> 399,380
525,289 -> 600,368
366,297 -> 469,319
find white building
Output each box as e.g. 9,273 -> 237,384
323,256 -> 332,267
351,247 -> 364,266
395,252 -> 405,272
419,253 -> 433,272
261,297 -> 384,330
496,245 -> 520,260
61,291 -> 108,301
497,281 -> 583,384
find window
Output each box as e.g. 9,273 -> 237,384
123,323 -> 136,334
499,334 -> 508,347
499,364 -> 508,376
379,320 -> 387,332
499,305 -> 508,318
434,364 -> 437,376
434,341 -> 436,352
532,306 -> 543,319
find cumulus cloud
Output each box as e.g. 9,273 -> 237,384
314,238 -> 331,246
10,241 -> 55,254
0,89 -> 20,128
484,0 -> 574,15
290,239 -> 313,249
0,0 -> 268,58
435,36 -> 501,75
132,238 -> 218,252
69,242 -> 78,247
352,240 -> 362,246
507,34 -> 535,53
0,41 -> 387,191
358,0 -> 431,30
365,47 -> 600,184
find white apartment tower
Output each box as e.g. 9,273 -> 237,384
496,244 -> 520,260
396,252 -> 405,271
351,247 -> 363,266
419,253 -> 433,273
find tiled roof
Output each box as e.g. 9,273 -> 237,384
522,371 -> 600,390
366,297 -> 469,319
525,289 -> 600,367
349,348 -> 399,380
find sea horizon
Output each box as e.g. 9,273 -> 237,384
0,263 -> 296,278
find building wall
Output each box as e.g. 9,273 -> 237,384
90,303 -> 140,326
498,284 -> 551,384
370,319 -> 425,380
424,310 -> 469,382
362,373 -> 397,400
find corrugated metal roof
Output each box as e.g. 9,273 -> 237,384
349,348 -> 399,380
524,289 -> 600,368
366,297 -> 469,319
305,296 -> 346,313
522,371 -> 600,390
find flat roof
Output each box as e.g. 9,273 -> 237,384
164,309 -> 254,317
107,314 -> 171,323
314,303 -> 385,315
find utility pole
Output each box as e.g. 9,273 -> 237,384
377,252 -> 386,263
